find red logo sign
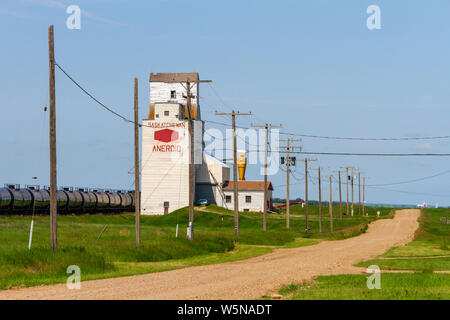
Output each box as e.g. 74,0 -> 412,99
154,129 -> 179,143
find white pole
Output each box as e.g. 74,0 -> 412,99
28,219 -> 34,250
29,197 -> 36,250
176,224 -> 179,238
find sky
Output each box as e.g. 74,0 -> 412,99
1,0 -> 450,206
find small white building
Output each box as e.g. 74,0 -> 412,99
220,181 -> 274,212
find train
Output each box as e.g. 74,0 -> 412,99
0,184 -> 135,215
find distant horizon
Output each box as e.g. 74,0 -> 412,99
271,198 -> 442,208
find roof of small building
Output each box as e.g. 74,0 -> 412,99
150,72 -> 199,83
222,181 -> 273,191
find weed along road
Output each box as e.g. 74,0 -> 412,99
0,210 -> 420,300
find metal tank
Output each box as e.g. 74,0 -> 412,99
128,191 -> 135,209
118,191 -> 131,209
56,189 -> 69,211
0,187 -> 13,213
107,190 -> 122,210
77,188 -> 97,212
93,189 -> 109,210
26,185 -> 50,211
62,187 -> 83,213
7,185 -> 33,213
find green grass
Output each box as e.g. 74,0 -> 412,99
383,208 -> 449,258
276,273 -> 450,300
357,208 -> 450,272
277,208 -> 450,300
0,205 -> 391,290
356,257 -> 450,272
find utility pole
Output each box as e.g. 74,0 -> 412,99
134,77 -> 140,246
363,176 -> 366,216
351,167 -> 355,216
178,78 -> 211,240
251,123 -> 282,231
324,175 -> 334,232
318,167 -> 322,233
299,158 -> 317,232
363,176 -> 369,216
338,170 -> 342,220
311,167 -> 329,233
358,170 -> 361,215
279,139 -> 301,229
186,82 -> 195,240
216,111 -> 251,237
333,170 -> 343,220
48,25 -> 57,251
341,166 -> 351,216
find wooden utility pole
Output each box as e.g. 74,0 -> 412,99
300,158 -> 317,232
338,170 -> 343,220
134,77 -> 140,246
304,159 -> 308,231
311,167 -> 329,233
351,167 -> 355,216
341,166 -> 351,216
279,139 -> 301,229
318,167 -> 322,233
362,176 -> 369,216
181,78 -> 211,240
358,170 -> 361,215
48,25 -> 57,251
251,123 -> 282,231
333,170 -> 343,220
324,175 -> 334,232
186,82 -> 195,239
363,176 -> 366,216
216,111 -> 251,237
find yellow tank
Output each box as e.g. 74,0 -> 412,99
237,150 -> 247,181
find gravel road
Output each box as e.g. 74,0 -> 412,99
0,209 -> 420,300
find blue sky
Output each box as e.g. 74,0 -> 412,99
1,0 -> 450,206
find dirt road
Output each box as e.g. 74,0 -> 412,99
0,209 -> 420,300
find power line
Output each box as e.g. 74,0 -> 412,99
204,119 -> 450,142
288,151 -> 450,157
56,63 -> 450,159
278,131 -> 450,141
368,169 -> 450,186
56,62 -> 181,129
366,185 -> 450,198
56,62 -> 133,124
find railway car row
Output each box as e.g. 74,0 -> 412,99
0,184 -> 135,215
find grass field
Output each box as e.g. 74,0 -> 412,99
277,273 -> 450,300
0,204 -> 391,290
277,208 -> 450,300
356,208 -> 450,271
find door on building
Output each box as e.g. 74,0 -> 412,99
164,201 -> 169,215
